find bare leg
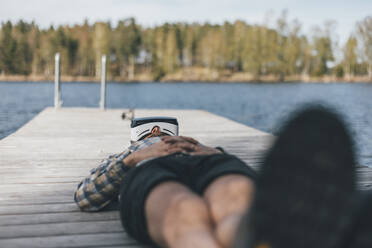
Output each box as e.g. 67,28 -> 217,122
203,174 -> 255,247
145,181 -> 222,248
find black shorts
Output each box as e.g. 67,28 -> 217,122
119,153 -> 256,245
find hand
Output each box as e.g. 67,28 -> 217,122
189,143 -> 223,156
162,136 -> 223,156
161,135 -> 199,145
123,139 -> 196,167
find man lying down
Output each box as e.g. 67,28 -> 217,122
74,116 -> 256,248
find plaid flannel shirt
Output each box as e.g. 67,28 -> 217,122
74,137 -> 162,211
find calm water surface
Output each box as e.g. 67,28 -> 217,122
0,81 -> 371,167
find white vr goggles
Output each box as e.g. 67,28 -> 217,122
131,117 -> 179,142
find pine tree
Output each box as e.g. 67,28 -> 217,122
0,21 -> 17,74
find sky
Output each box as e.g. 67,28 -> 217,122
0,0 -> 371,45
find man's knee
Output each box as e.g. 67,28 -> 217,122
166,192 -> 210,225
161,191 -> 213,245
144,181 -> 213,245
204,174 -> 255,222
206,174 -> 255,202
225,175 -> 255,198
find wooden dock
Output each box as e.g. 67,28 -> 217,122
0,108 -> 272,248
0,107 -> 371,248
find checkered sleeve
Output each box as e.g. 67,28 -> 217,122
73,137 -> 162,212
73,149 -> 132,211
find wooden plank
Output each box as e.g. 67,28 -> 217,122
0,220 -> 125,239
0,195 -> 74,206
0,183 -> 76,194
0,233 -> 136,248
0,178 -> 83,184
0,203 -> 79,215
0,211 -> 119,226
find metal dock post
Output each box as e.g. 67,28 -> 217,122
100,55 -> 107,110
54,53 -> 62,109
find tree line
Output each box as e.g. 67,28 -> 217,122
0,14 -> 371,81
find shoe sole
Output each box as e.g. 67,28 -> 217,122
247,106 -> 357,248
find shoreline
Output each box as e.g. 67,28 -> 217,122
0,73 -> 371,84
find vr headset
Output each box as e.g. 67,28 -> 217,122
131,117 -> 179,142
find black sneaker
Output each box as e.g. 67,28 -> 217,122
243,106 -> 358,248
343,192 -> 372,248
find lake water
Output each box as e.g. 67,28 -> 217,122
1,81 -> 372,167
